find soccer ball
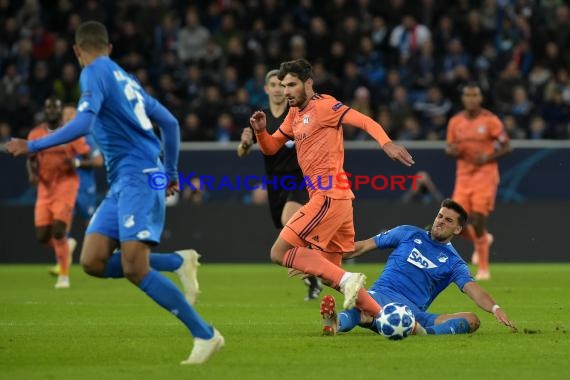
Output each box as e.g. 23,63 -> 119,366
376,302 -> 416,340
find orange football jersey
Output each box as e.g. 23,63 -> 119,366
446,109 -> 509,183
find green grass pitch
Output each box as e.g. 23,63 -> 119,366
1,263 -> 569,379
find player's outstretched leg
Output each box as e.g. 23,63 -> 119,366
339,272 -> 367,309
321,295 -> 338,335
181,328 -> 225,365
174,249 -> 201,305
103,249 -> 201,304
281,245 -> 366,310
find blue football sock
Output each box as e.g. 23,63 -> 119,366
139,269 -> 213,339
150,252 -> 183,271
426,318 -> 470,335
103,252 -> 123,278
103,252 -> 183,278
338,307 -> 361,332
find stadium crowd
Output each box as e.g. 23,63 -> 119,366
1,0 -> 569,143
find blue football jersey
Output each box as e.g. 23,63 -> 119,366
370,225 -> 474,312
77,56 -> 162,184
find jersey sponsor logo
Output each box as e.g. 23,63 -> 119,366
437,253 -> 449,263
332,101 -> 343,111
477,125 -> 486,133
123,214 -> 135,228
312,235 -> 319,242
414,239 -> 422,244
303,115 -> 310,125
407,248 -> 437,269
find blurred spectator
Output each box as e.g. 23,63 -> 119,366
52,62 -> 80,104
413,85 -> 452,123
0,63 -> 24,113
245,63 -> 268,108
503,114 -> 527,139
401,170 -> 443,204
541,89 -> 570,138
390,14 -> 432,62
511,86 -> 535,130
398,116 -> 423,140
182,177 -> 210,204
177,7 -> 210,64
0,121 -> 12,143
389,85 -> 414,132
181,112 -> 209,142
28,61 -> 53,107
1,1 -> 569,140
215,112 -> 236,143
528,115 -> 549,140
229,88 -> 253,128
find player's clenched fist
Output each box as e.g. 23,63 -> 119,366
249,110 -> 267,132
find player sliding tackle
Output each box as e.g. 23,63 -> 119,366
249,59 -> 414,316
320,199 -> 517,336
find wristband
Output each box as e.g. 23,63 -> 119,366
73,158 -> 81,168
491,304 -> 500,314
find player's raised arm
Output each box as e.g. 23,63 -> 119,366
342,109 -> 414,167
250,110 -> 288,155
463,281 -> 517,331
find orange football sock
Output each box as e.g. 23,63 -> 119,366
52,237 -> 70,276
283,247 -> 345,288
475,233 -> 489,272
356,288 -> 382,316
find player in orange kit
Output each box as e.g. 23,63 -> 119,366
249,59 -> 414,320
27,96 -> 91,288
445,83 -> 512,280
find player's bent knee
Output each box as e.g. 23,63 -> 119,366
269,248 -> 284,264
52,220 -> 67,240
80,255 -> 106,277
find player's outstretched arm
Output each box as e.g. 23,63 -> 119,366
4,112 -> 94,156
250,110 -> 287,155
344,238 -> 377,259
463,282 -> 517,331
342,109 -> 414,167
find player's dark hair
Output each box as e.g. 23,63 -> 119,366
277,59 -> 313,82
75,21 -> 109,51
441,198 -> 468,227
462,81 -> 482,94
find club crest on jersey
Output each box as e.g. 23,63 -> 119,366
332,101 -> 343,111
437,253 -> 449,263
303,115 -> 310,124
123,215 -> 135,228
407,248 -> 437,269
